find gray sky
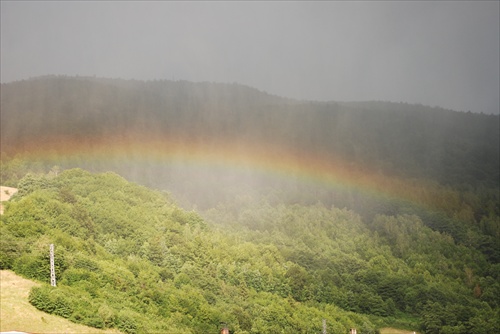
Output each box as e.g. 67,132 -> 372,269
1,1 -> 499,114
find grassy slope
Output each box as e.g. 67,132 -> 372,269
0,270 -> 120,334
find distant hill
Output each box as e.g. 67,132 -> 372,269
1,76 -> 498,188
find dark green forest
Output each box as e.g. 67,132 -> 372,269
1,76 -> 499,333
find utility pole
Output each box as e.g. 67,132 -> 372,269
50,244 -> 56,287
322,319 -> 327,334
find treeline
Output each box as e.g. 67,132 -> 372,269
1,169 -> 499,333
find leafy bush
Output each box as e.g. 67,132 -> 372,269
115,309 -> 139,334
29,285 -> 72,318
0,229 -> 21,269
14,255 -> 50,281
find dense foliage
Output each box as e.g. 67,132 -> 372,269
1,169 -> 499,333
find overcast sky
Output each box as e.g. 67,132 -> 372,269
1,1 -> 499,114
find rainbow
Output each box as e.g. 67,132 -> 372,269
7,134 -> 451,213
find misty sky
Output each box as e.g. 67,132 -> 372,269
1,1 -> 499,114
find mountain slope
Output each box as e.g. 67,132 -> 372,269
1,169 -> 498,333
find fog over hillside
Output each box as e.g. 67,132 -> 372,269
2,76 -> 498,189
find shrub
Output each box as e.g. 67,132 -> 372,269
98,303 -> 116,328
0,231 -> 21,269
14,255 -> 49,281
83,316 -> 105,329
115,309 -> 139,334
61,268 -> 91,284
29,286 -> 54,313
29,285 -> 73,318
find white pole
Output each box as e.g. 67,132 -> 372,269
50,244 -> 56,287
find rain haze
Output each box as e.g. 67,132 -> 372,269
1,0 -> 499,114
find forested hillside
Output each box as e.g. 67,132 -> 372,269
2,76 -> 499,189
1,76 -> 499,333
1,170 -> 498,333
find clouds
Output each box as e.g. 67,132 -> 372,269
1,1 -> 498,113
